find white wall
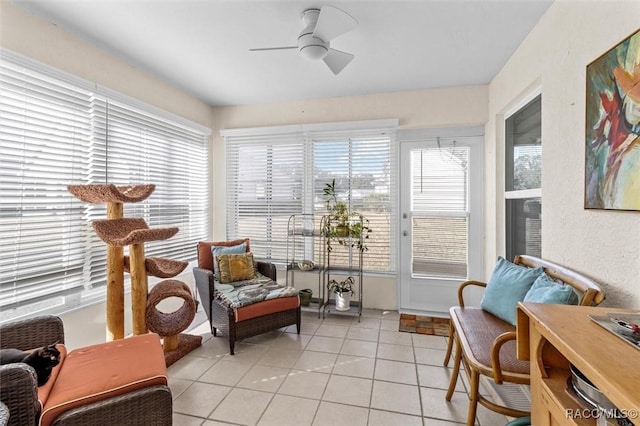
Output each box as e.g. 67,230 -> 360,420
486,0 -> 640,308
211,86 -> 489,309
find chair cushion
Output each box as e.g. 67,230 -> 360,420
450,306 -> 529,375
211,242 -> 247,280
524,273 -> 579,305
197,238 -> 250,271
40,334 -> 167,426
480,257 -> 543,326
234,296 -> 300,322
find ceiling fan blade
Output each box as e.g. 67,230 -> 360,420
312,6 -> 358,42
249,46 -> 297,52
323,49 -> 354,75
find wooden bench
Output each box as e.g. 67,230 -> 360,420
443,255 -> 605,426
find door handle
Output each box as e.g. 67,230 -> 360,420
402,230 -> 408,237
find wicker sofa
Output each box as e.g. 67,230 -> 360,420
0,316 -> 172,426
193,239 -> 300,355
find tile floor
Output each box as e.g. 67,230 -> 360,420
169,309 -> 511,426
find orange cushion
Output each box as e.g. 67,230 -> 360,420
37,344 -> 67,409
234,296 -> 299,322
40,334 -> 167,426
197,239 -> 250,270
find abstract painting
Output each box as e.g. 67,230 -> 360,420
585,29 -> 640,211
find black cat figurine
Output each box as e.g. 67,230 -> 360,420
0,344 -> 61,386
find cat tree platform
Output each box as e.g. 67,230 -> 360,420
68,184 -> 155,204
92,218 -> 178,246
124,257 -> 188,278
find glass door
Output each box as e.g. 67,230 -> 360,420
399,132 -> 483,314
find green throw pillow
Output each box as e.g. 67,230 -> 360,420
523,273 -> 579,305
211,242 -> 246,280
480,257 -> 544,326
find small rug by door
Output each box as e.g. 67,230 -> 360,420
399,313 -> 450,336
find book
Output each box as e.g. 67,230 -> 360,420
588,312 -> 640,350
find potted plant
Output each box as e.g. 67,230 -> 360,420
322,179 -> 371,252
328,276 -> 355,311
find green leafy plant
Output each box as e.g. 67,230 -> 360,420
322,179 -> 371,253
328,276 -> 355,295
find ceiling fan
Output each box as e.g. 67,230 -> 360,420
249,6 -> 358,75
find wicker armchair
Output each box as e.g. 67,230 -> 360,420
0,316 -> 172,426
194,239 -> 300,355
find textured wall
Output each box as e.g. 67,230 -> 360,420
486,0 -> 640,308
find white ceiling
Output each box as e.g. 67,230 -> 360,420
12,0 -> 553,107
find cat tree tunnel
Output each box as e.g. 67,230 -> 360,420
68,184 -> 201,365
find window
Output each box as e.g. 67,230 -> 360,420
0,51 -> 210,321
505,95 -> 541,260
224,121 -> 397,273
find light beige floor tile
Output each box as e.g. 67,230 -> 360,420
374,359 -> 418,385
222,342 -> 269,363
380,310 -> 400,320
278,369 -> 330,399
345,327 -> 379,342
417,364 -> 462,391
416,417 -> 459,426
476,403 -> 510,426
349,317 -> 381,329
257,394 -> 319,426
412,334 -> 448,350
236,364 -> 291,392
323,375 -> 373,407
312,401 -> 369,426
275,332 -> 312,350
415,347 -> 448,366
322,314 -> 355,326
189,336 -> 231,360
258,347 -> 303,368
380,319 -> 399,331
370,381 -> 421,416
340,339 -> 378,358
361,308 -> 385,318
169,377 -> 194,400
199,359 -> 254,386
202,421 -> 236,426
168,355 -> 218,381
315,323 -> 349,338
332,354 -> 375,379
377,343 -> 415,363
243,330 -> 283,345
306,335 -> 344,353
286,319 -> 320,335
379,330 -> 413,346
173,382 -> 231,418
293,350 -> 338,373
420,386 -> 471,424
173,413 -> 204,426
209,388 -> 273,425
367,409 -> 423,426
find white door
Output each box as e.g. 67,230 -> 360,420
399,128 -> 483,315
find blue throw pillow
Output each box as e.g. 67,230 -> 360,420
523,273 -> 579,305
480,257 -> 544,326
211,242 -> 246,280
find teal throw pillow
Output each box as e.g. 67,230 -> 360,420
211,242 -> 246,280
480,257 -> 544,326
523,273 -> 579,305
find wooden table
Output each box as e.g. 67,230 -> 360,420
516,302 -> 640,425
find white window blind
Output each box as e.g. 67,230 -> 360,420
0,58 -> 92,310
410,143 -> 469,279
0,51 -> 210,316
226,134 -> 305,261
224,121 -> 397,273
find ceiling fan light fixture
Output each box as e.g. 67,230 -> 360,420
298,32 -> 328,60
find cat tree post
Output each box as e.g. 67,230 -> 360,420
129,242 -> 148,335
106,202 -> 125,341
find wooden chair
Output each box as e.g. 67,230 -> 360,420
442,255 -> 605,426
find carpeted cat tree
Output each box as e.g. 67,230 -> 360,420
68,184 -> 201,366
